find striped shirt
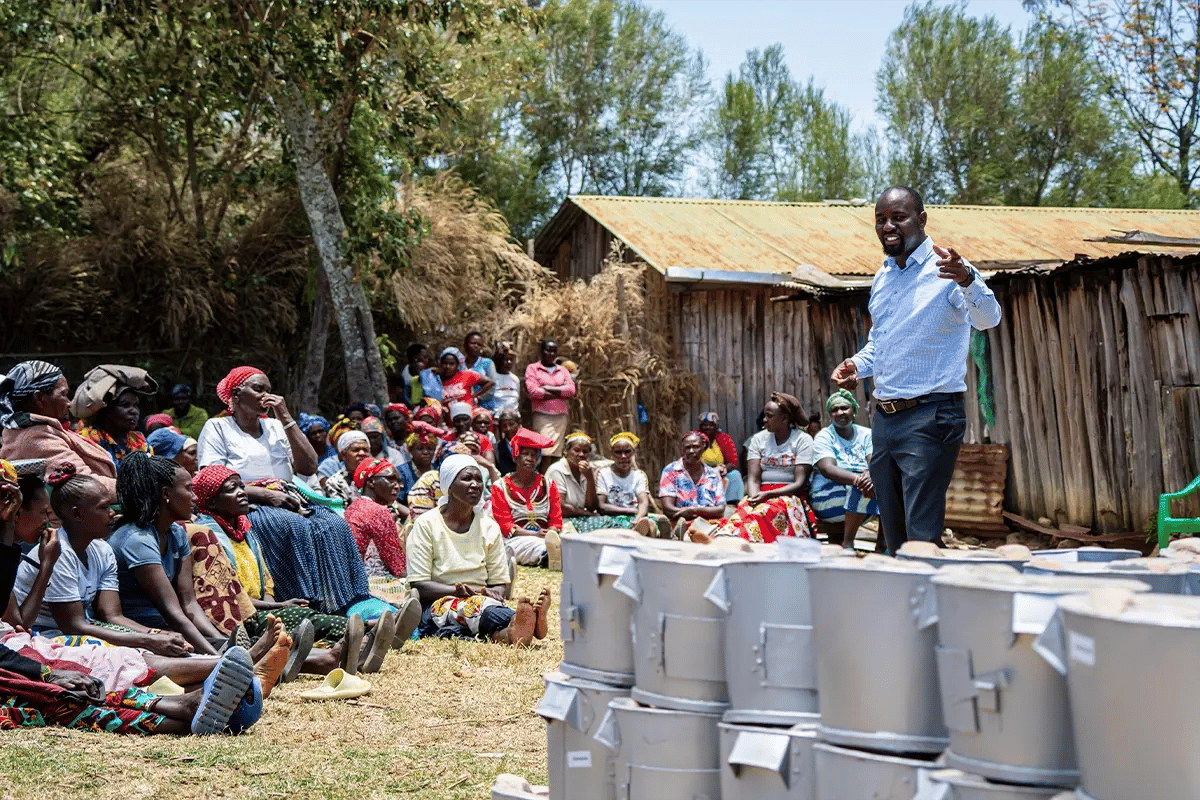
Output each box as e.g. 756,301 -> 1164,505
851,237 -> 1001,400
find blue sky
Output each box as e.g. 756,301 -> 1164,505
640,0 -> 1038,132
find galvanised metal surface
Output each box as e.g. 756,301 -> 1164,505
1030,548 -> 1141,564
897,549 -> 1030,570
809,557 -> 948,754
927,769 -> 1066,800
709,549 -> 852,724
535,671 -> 631,800
813,741 -> 941,800
558,531 -> 665,686
932,567 -> 1149,787
719,720 -> 819,800
1022,558 -> 1189,594
1037,591 -> 1200,800
619,543 -> 756,714
594,697 -> 721,800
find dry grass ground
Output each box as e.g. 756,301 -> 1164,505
0,568 -> 562,800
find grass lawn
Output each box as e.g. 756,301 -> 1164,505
0,568 -> 562,800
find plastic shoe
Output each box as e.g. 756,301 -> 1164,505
392,596 -> 421,650
360,609 -> 396,673
340,613 -> 365,675
224,677 -> 264,735
298,668 -> 372,701
281,618 -> 314,683
545,529 -> 562,571
191,646 -> 255,735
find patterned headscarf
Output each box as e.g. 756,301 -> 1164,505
405,422 -> 442,449
700,411 -> 719,424
215,366 -> 265,413
384,403 -> 410,419
682,430 -> 710,447
825,388 -> 859,414
360,416 -> 387,436
0,459 -> 17,487
353,458 -> 393,489
0,360 -> 64,429
193,464 -> 251,542
298,413 -> 330,434
609,431 -> 640,449
472,408 -> 494,423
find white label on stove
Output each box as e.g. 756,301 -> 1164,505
567,750 -> 593,768
1068,631 -> 1095,666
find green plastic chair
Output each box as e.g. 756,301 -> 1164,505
1157,474 -> 1200,549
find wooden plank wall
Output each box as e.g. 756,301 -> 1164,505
549,216 -> 612,282
669,254 -> 1200,533
987,254 -> 1199,531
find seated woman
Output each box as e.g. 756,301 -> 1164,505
406,454 -> 549,644
690,392 -> 814,544
545,432 -> 599,532
143,414 -> 175,435
12,463 -> 197,656
596,432 -> 670,538
398,426 -> 439,513
472,408 -> 498,451
314,416 -> 360,485
442,403 -> 494,460
107,454 -> 230,654
322,430 -> 373,505
74,367 -> 157,465
810,389 -> 879,551
345,459 -> 421,612
0,361 -> 117,492
658,431 -> 727,538
197,367 -> 390,621
362,415 -> 407,466
298,413 -> 336,466
383,404 -> 410,449
3,461 -> 60,630
191,465 -> 398,672
489,429 -> 561,567
146,427 -> 198,475
697,412 -> 743,503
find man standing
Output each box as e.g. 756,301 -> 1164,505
831,187 -> 1001,553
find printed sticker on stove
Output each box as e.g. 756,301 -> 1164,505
1068,631 -> 1095,666
567,750 -> 593,768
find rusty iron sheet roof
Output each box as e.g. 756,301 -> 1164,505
945,443 -> 1009,535
553,195 -> 1200,278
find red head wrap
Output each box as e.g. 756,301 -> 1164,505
216,367 -> 266,412
509,428 -> 555,455
193,464 -> 251,542
353,458 -> 393,489
683,430 -> 710,447
385,403 -> 410,418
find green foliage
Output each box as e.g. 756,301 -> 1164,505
1073,0 -> 1200,205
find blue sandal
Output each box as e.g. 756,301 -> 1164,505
191,646 -> 255,735
224,676 -> 264,735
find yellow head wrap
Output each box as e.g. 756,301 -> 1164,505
564,431 -> 593,448
609,432 -> 640,449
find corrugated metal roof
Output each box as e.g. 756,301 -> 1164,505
558,195 -> 1200,278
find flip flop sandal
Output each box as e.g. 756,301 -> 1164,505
224,677 -> 264,735
392,597 -> 422,650
281,619 -> 315,683
340,613 -> 365,676
298,668 -> 372,701
360,609 -> 397,673
191,646 -> 255,735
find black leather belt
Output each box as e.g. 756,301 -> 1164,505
875,392 -> 963,415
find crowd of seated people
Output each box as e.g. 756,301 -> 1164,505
0,339 -> 877,737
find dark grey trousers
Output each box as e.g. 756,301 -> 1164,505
869,395 -> 966,554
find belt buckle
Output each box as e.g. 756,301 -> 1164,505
879,400 -> 898,414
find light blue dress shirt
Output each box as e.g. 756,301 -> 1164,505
851,237 -> 1002,401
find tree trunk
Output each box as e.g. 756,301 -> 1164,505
297,260 -> 333,411
274,81 -> 389,405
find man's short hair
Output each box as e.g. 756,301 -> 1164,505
879,185 -> 924,214
406,342 -> 427,361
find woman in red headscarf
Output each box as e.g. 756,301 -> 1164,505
489,429 -> 562,568
344,458 -> 409,580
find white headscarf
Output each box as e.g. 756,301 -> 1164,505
438,453 -> 486,512
336,430 -> 369,453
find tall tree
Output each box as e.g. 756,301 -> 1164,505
1073,0 -> 1200,205
523,0 -> 709,199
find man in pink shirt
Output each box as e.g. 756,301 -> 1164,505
523,339 -> 576,470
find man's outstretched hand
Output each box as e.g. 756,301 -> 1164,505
831,359 -> 858,389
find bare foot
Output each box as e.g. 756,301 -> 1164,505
533,588 -> 552,640
688,527 -> 714,545
493,598 -> 536,646
303,644 -> 341,675
249,614 -> 283,662
254,631 -> 292,698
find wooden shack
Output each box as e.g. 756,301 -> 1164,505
533,196 -> 1200,533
